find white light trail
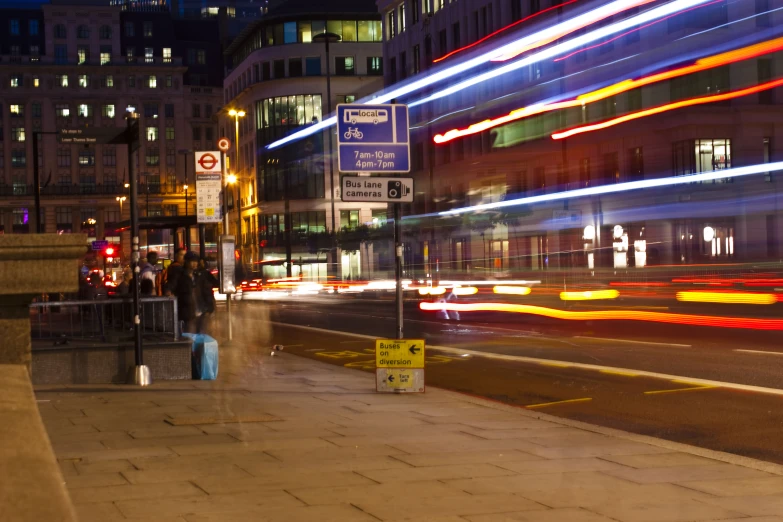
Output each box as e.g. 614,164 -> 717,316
434,162 -> 783,217
267,0 -> 708,150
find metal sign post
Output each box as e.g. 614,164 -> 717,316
337,104 -> 410,340
220,149 -> 234,342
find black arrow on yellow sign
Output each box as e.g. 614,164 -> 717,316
388,375 -> 395,382
409,346 -> 421,355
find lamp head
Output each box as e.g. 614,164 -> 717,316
228,109 -> 237,116
227,174 -> 237,184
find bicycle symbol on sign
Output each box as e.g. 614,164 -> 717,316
343,127 -> 364,140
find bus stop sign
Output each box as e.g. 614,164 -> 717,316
337,104 -> 410,173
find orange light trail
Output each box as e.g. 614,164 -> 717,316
419,302 -> 783,330
433,36 -> 783,144
676,291 -> 777,305
552,77 -> 783,140
554,0 -> 721,62
434,0 -> 581,64
610,282 -> 671,287
489,0 -> 658,62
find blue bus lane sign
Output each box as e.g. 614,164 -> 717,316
337,104 -> 410,173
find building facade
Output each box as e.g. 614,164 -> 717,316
0,1 -> 222,262
375,0 -> 783,277
220,0 -> 385,280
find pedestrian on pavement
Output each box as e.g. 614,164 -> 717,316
173,252 -> 200,333
194,258 -> 219,335
116,266 -> 133,296
164,249 -> 186,296
139,251 -> 160,296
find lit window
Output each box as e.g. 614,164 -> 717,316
148,75 -> 157,88
12,128 -> 25,142
10,105 -> 23,116
57,75 -> 69,87
145,47 -> 153,63
105,75 -> 114,87
10,75 -> 20,88
78,104 -> 91,117
102,104 -> 115,118
143,21 -> 153,37
77,46 -> 88,64
163,47 -> 171,63
165,127 -> 174,140
147,127 -> 158,141
56,104 -> 70,117
33,76 -> 39,87
101,52 -> 111,65
78,75 -> 89,88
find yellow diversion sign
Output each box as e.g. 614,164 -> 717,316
375,339 -> 425,393
375,339 -> 425,368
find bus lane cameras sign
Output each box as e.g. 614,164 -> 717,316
337,104 -> 410,173
341,176 -> 414,203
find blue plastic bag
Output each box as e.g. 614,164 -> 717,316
182,333 -> 219,380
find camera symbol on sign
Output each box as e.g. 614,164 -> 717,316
387,180 -> 410,199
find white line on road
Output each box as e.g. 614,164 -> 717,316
271,321 -> 783,398
573,336 -> 691,348
735,349 -> 783,356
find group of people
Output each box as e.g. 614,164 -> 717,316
117,249 -> 219,334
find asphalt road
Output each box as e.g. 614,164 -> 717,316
221,296 -> 783,464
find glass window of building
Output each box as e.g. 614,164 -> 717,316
165,104 -> 174,117
398,4 -> 406,33
78,148 -> 95,166
147,127 -> 158,141
11,128 -> 25,142
192,127 -> 201,141
57,149 -> 71,167
387,11 -> 396,39
77,25 -> 89,39
299,22 -> 312,42
148,75 -> 157,88
77,46 -> 89,64
340,209 -> 360,229
284,22 -> 297,43
124,22 -> 134,36
55,24 -> 67,38
56,104 -> 70,117
273,59 -> 285,78
100,25 -> 111,39
29,20 -> 38,35
165,75 -> 172,87
143,22 -> 153,37
126,47 -> 135,61
57,74 -> 68,87
10,19 -> 20,35
78,74 -> 89,87
257,94 -> 322,129
10,104 -> 23,117
105,75 -> 114,87
144,104 -> 158,118
55,45 -> 67,64
31,103 -> 41,118
103,147 -> 116,166
78,104 -> 91,118
205,104 -> 212,118
145,47 -> 154,63
305,57 -> 320,76
336,57 -> 355,75
343,20 -> 357,41
192,104 -> 200,118
145,148 -> 159,166
163,48 -> 171,62
10,75 -> 20,88
100,46 -> 112,65
11,149 -> 26,167
289,58 -> 303,77
165,127 -> 174,140
128,75 -> 136,87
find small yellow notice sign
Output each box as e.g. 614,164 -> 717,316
375,339 -> 425,369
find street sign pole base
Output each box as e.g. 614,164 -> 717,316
127,365 -> 152,386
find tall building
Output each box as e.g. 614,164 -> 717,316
0,1 -> 222,260
220,0 -> 385,280
375,0 -> 783,276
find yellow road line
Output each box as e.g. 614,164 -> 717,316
644,385 -> 717,395
526,397 -> 592,409
539,362 -> 571,368
600,369 -> 639,377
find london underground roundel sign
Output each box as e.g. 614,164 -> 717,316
218,137 -> 231,152
194,151 -> 222,174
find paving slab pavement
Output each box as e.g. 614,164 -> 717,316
36,343 -> 783,522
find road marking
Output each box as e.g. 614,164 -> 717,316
600,369 -> 639,377
539,361 -> 571,368
526,398 -> 592,409
573,336 -> 691,348
645,385 -> 717,395
735,349 -> 783,356
270,322 -> 783,398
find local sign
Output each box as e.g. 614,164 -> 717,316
341,175 -> 414,203
375,339 -> 425,393
217,137 -> 231,152
337,104 -> 410,173
90,240 -> 109,251
58,127 -> 127,145
194,151 -> 222,224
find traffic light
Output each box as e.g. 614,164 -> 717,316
104,246 -> 115,263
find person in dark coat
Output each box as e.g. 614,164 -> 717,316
194,258 -> 219,334
173,252 -> 200,333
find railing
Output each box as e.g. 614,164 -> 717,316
0,183 -> 191,198
30,296 -> 179,342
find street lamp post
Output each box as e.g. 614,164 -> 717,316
228,109 -> 246,263
184,184 -> 189,215
312,31 -> 341,279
